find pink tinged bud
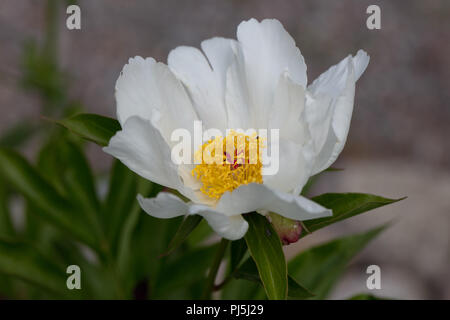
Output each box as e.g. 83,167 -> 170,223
268,212 -> 302,245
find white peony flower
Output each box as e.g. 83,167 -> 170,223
103,18 -> 370,240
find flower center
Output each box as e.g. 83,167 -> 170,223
192,131 -> 264,200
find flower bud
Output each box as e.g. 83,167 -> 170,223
268,212 -> 302,245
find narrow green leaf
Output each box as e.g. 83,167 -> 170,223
162,215 -> 203,256
289,225 -> 387,299
302,193 -> 405,236
235,258 -> 314,299
0,237 -> 82,298
244,213 -> 287,300
55,113 -> 121,146
0,148 -> 98,249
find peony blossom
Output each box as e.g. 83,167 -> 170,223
104,18 -> 369,240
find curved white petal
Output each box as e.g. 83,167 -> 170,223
168,46 -> 228,131
115,56 -> 198,144
103,116 -> 181,189
307,50 -> 369,174
215,183 -> 332,221
236,18 -> 307,129
201,37 -> 237,90
137,192 -> 248,240
190,205 -> 249,240
137,192 -> 187,219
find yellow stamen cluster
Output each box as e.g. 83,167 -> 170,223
192,131 -> 264,200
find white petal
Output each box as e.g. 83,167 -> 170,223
307,50 -> 369,174
137,192 -> 188,219
138,192 -> 249,240
353,50 -> 370,81
236,18 -> 307,128
262,138 -> 311,194
168,46 -> 228,131
304,92 -> 334,156
225,44 -> 252,129
201,37 -> 237,90
103,116 -> 181,189
215,183 -> 332,221
115,57 -> 198,143
190,205 -> 249,240
269,72 -> 309,143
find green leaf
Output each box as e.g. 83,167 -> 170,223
153,244 -> 218,299
186,218 -> 213,247
0,237 -> 82,298
235,257 -> 314,299
121,213 -> 183,297
221,278 -> 266,300
162,215 -> 203,256
0,148 -> 98,249
38,138 -> 100,220
103,160 -> 142,254
302,193 -> 405,236
244,213 -> 287,300
115,177 -> 162,292
287,276 -> 315,299
0,122 -> 39,149
289,225 -> 387,299
55,113 -> 121,146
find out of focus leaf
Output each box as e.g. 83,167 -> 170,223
221,278 -> 266,300
153,244 -> 218,299
0,178 -> 14,237
289,225 -> 387,299
38,138 -> 100,219
0,238 -> 83,298
21,40 -> 67,109
302,193 -> 404,237
244,213 -> 287,300
116,177 -> 161,275
56,113 -> 121,146
103,160 -> 145,255
0,122 -> 39,149
0,149 -> 98,249
162,215 -> 202,256
229,238 -> 247,272
348,293 -> 387,300
186,218 -> 213,247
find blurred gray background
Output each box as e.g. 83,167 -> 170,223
0,0 -> 449,299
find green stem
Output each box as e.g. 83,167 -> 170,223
202,238 -> 229,299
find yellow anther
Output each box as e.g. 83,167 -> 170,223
192,131 -> 264,200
